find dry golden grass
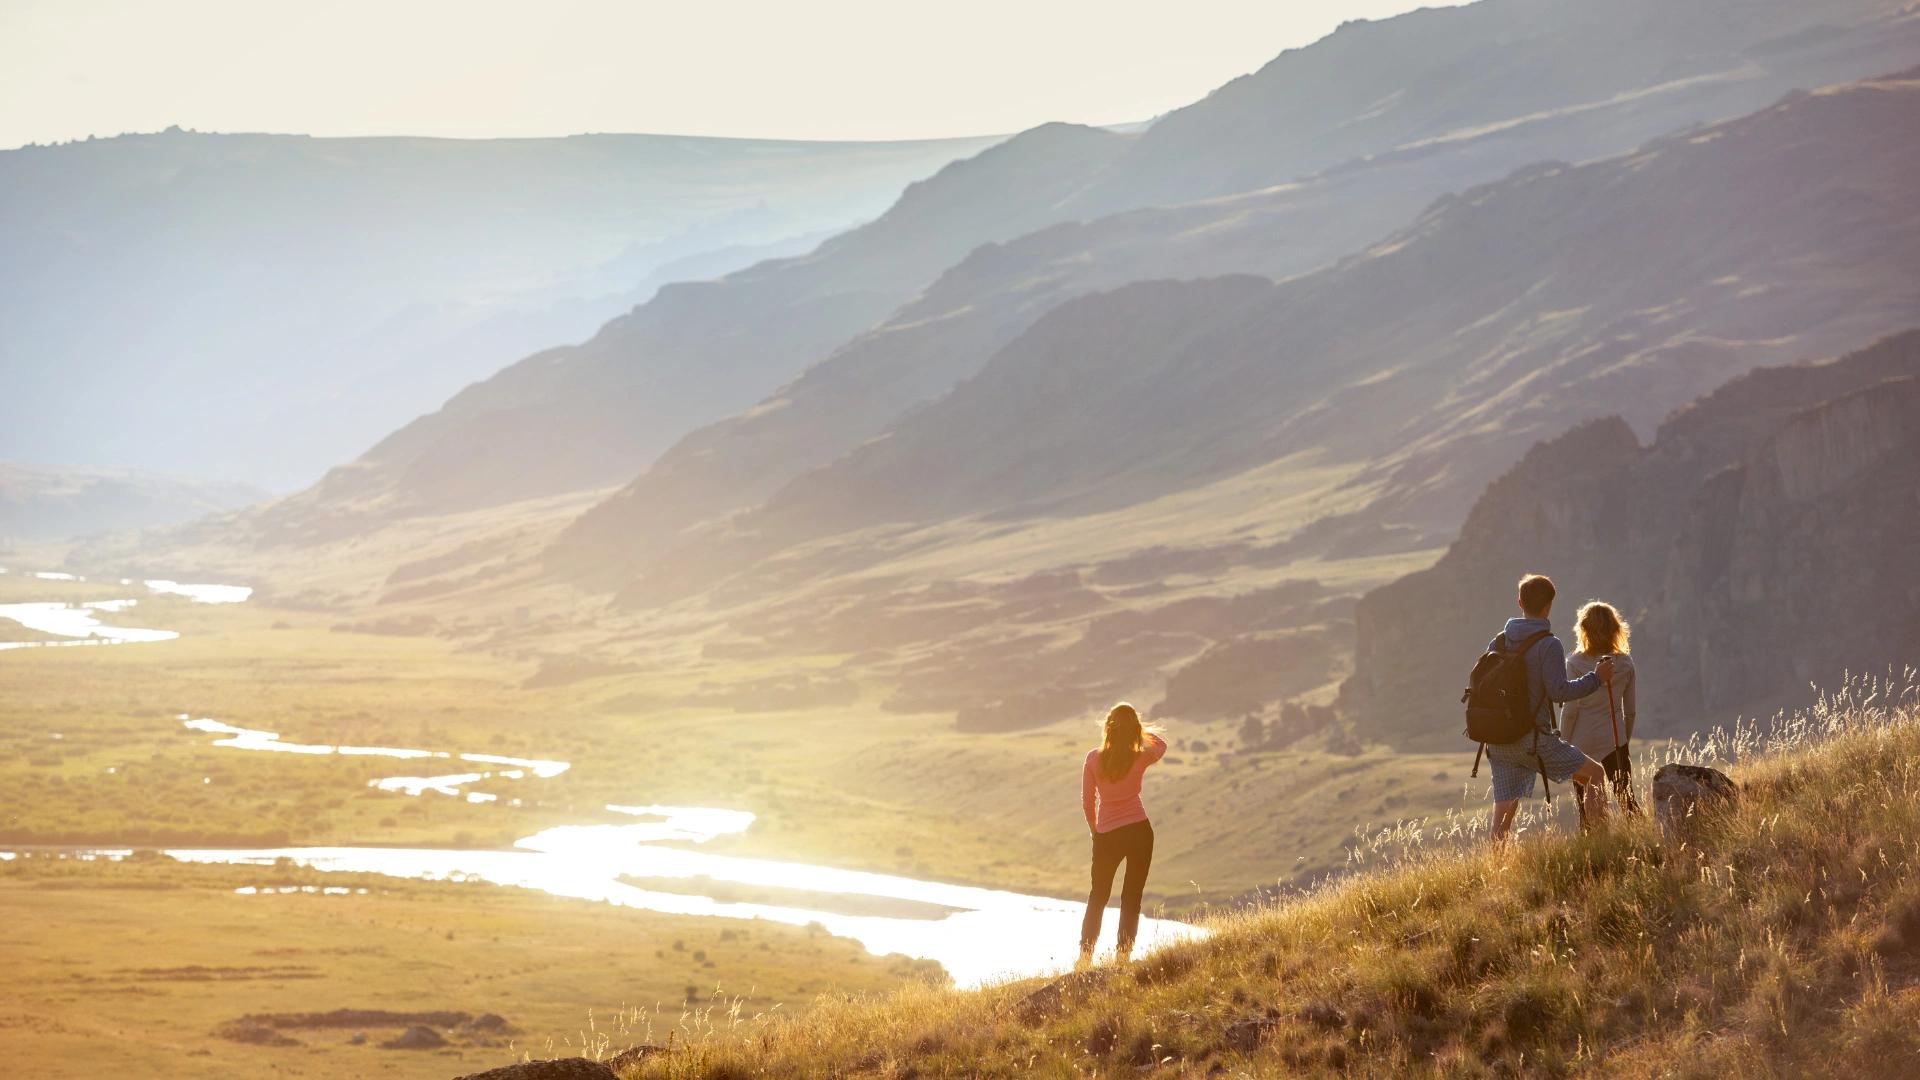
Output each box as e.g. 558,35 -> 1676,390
0,856 -> 931,1080
598,672 -> 1920,1078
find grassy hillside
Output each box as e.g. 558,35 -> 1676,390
590,674 -> 1920,1078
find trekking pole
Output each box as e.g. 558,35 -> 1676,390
1603,670 -> 1638,815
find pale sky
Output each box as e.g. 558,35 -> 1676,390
1,1 -> 1465,148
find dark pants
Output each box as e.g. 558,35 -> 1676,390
1080,819 -> 1154,951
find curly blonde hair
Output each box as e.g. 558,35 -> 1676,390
1575,600 -> 1630,656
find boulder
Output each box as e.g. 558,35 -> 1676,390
606,1045 -> 667,1071
1652,764 -> 1738,842
1012,969 -> 1111,1025
380,1025 -> 447,1050
1295,1001 -> 1348,1030
452,1059 -> 619,1080
1221,1013 -> 1278,1052
214,1019 -> 301,1047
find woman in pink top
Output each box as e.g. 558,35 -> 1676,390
1079,702 -> 1167,965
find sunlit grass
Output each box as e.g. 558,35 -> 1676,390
604,672 -> 1920,1078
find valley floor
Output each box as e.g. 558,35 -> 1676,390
0,857 -> 926,1080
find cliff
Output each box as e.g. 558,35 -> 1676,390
1342,330 -> 1920,746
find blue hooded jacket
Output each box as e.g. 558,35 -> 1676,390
1492,616 -> 1602,731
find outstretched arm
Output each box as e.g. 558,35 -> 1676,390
1541,638 -> 1601,702
1082,754 -> 1098,831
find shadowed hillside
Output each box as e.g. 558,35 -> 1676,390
551,1 -> 1920,577
1342,329 -> 1920,748
606,68 -> 1920,618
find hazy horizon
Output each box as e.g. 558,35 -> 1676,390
0,0 -> 1464,150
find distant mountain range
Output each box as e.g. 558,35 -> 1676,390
508,68 -> 1915,734
0,129 -> 1000,490
593,64 -> 1920,605
0,461 -> 263,542
79,0 -> 1920,741
280,0 -> 1919,544
1342,329 -> 1920,746
257,122 -> 1132,534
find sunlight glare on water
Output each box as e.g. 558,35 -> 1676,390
5,575 -> 1206,986
0,573 -> 250,651
159,718 -> 1205,986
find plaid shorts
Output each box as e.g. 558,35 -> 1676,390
1486,728 -> 1590,802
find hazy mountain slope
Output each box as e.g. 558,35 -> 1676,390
1341,329 -> 1920,748
247,124 -> 1129,536
553,0 -> 1920,576
0,128 -> 999,489
620,69 -> 1920,608
294,0 -> 1920,537
0,461 -> 265,542
1072,0 -> 1916,211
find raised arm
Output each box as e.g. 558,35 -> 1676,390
1082,752 -> 1098,832
1142,732 -> 1168,766
1540,637 -> 1600,702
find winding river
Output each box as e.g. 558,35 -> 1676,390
1,570 -> 1204,987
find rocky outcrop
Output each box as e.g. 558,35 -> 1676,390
1652,764 -> 1739,843
452,1059 -> 619,1080
1012,969 -> 1113,1025
381,1025 -> 447,1050
1342,329 -> 1920,746
214,1019 -> 302,1047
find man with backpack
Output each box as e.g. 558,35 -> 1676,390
1463,573 -> 1611,843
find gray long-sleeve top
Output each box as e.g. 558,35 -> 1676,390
1561,650 -> 1636,759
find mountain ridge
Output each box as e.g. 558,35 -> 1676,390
603,69 -> 1920,621
549,1 -> 1920,580
269,0 -> 1920,538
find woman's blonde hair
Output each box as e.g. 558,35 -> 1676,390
1097,703 -> 1146,781
1575,600 -> 1630,657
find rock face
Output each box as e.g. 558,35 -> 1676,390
1342,330 -> 1920,746
452,1059 -> 619,1080
1653,764 -> 1739,842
